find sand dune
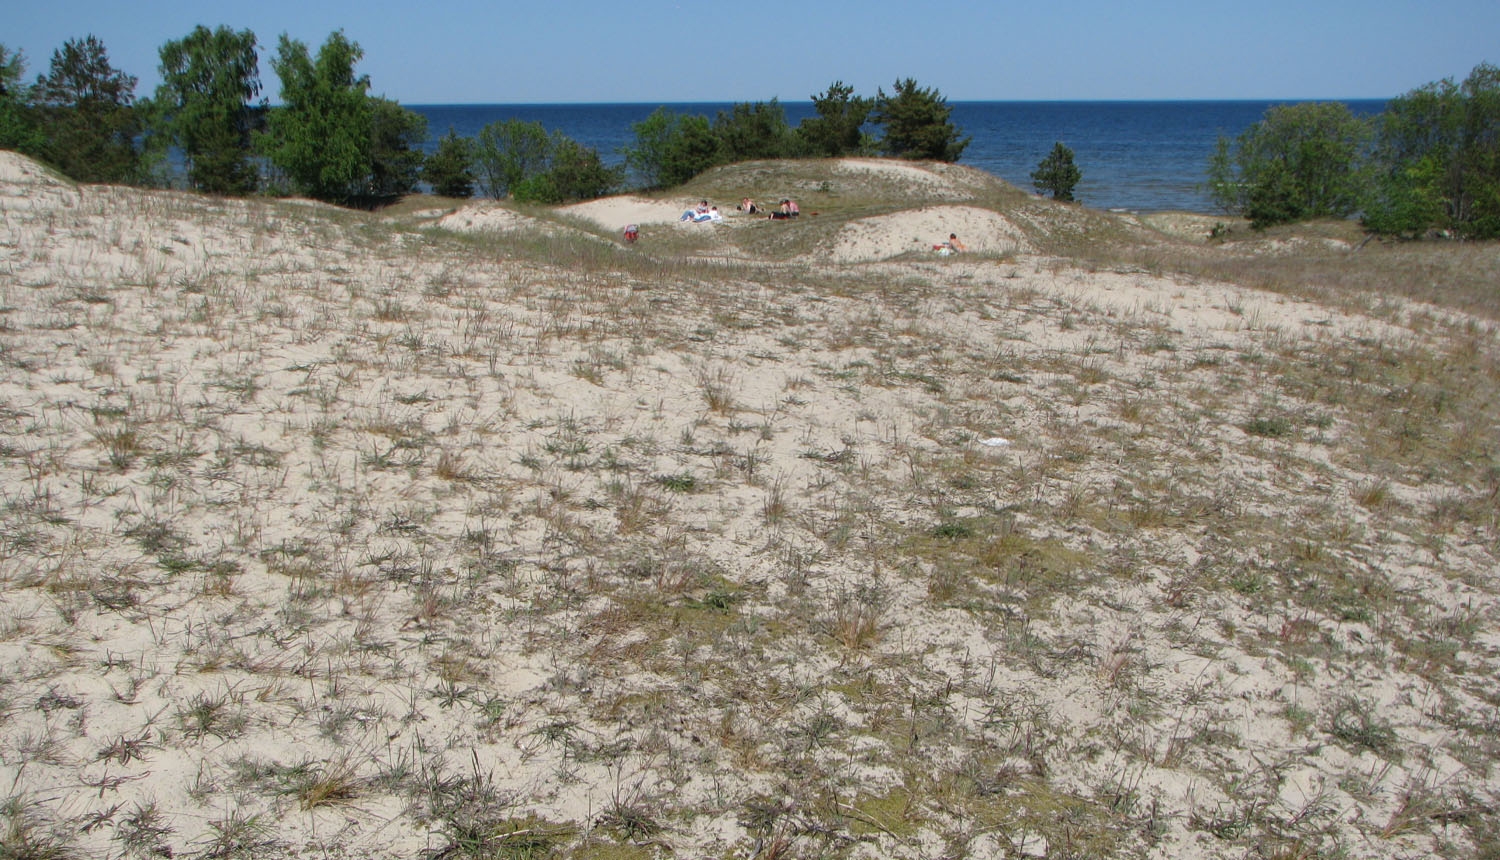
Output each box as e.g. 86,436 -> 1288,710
1,150 -> 1496,860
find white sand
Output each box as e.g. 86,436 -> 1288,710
824,204 -> 1036,261
1,150 -> 1496,860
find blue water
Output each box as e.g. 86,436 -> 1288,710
410,100 -> 1388,214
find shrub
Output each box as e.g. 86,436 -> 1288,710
712,99 -> 799,162
1365,62 -> 1500,239
475,118 -> 551,198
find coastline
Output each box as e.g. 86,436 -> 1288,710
409,99 -> 1389,213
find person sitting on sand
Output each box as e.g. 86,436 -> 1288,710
769,199 -> 795,221
933,233 -> 967,254
682,199 -> 714,221
739,198 -> 759,215
787,199 -> 800,217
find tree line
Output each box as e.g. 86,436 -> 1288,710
1208,62 -> 1500,238
0,30 -> 972,207
1,28 -> 428,207
2,30 -> 1493,238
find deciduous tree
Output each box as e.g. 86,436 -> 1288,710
475,118 -> 551,198
712,100 -> 797,162
512,134 -> 621,203
623,107 -> 720,189
368,96 -> 426,203
1206,102 -> 1370,229
150,26 -> 263,195
1365,63 -> 1500,239
0,44 -> 44,157
263,30 -> 372,204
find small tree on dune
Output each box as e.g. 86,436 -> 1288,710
712,99 -> 798,162
1032,141 -> 1082,201
623,107 -> 721,189
423,127 -> 475,198
367,95 -> 427,203
513,134 -> 621,203
1364,63 -> 1500,239
1205,101 -> 1371,229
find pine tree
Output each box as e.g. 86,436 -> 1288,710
872,78 -> 969,162
1032,142 -> 1082,202
423,128 -> 475,198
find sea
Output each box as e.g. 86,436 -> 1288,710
409,100 -> 1388,215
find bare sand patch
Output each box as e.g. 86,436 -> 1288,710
562,194 -> 696,229
832,157 -> 974,196
436,202 -> 549,233
824,203 -> 1035,261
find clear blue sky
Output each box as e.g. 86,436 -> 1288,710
8,0 -> 1497,104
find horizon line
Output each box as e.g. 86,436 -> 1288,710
398,96 -> 1394,108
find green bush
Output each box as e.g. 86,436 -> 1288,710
1206,102 -> 1371,229
475,118 -> 551,198
1032,141 -> 1082,201
1365,63 -> 1500,239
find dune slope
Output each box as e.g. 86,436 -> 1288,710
2,152 -> 1498,860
